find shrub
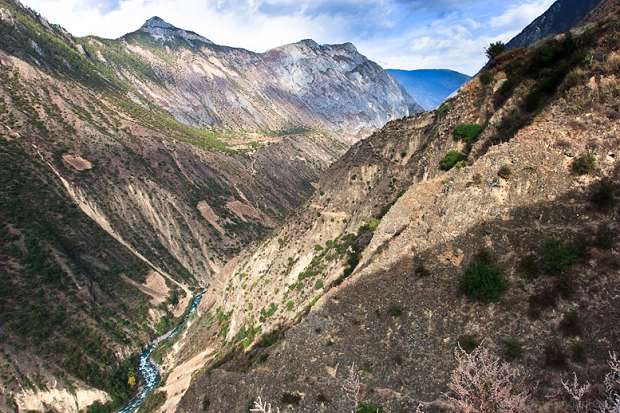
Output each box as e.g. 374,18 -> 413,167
594,224 -> 615,249
495,110 -> 527,142
459,251 -> 507,303
556,275 -> 576,299
571,153 -> 597,175
541,237 -> 584,275
590,179 -> 615,210
471,173 -> 483,185
559,310 -> 582,337
458,334 -> 480,353
356,404 -> 383,413
258,333 -> 278,348
314,279 -> 324,290
259,303 -> 278,322
493,77 -> 519,108
436,103 -> 451,119
544,340 -> 567,368
453,124 -> 484,144
440,151 -> 466,171
528,288 -> 559,318
480,71 -> 493,85
502,338 -> 524,362
447,344 -> 531,412
285,300 -> 294,311
571,342 -> 587,362
518,254 -> 540,280
387,304 -> 403,317
498,165 -> 512,179
486,41 -> 507,60
367,218 -> 381,231
455,160 -> 468,169
281,392 -> 301,405
414,262 -> 431,278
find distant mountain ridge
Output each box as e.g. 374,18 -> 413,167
387,69 -> 470,110
98,16 -> 421,140
507,0 -> 602,49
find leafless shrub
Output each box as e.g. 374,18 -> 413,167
561,351 -> 620,413
446,343 -> 531,413
597,352 -> 620,413
250,396 -> 280,413
342,363 -> 361,412
561,372 -> 592,412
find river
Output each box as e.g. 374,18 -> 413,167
117,290 -> 205,413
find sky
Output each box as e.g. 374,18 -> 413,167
20,0 -> 556,75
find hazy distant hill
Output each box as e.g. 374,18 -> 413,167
387,69 -> 471,110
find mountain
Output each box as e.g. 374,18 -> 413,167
169,1 -> 620,411
0,1 -> 420,411
84,17 -> 423,141
507,0 -> 602,49
387,69 -> 471,110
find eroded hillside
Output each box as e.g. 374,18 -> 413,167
172,3 -> 620,411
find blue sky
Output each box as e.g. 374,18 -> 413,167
21,0 -> 555,75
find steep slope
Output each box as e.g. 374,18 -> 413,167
0,0 -> 417,410
175,2 -> 620,411
387,69 -> 471,110
507,0 -> 602,49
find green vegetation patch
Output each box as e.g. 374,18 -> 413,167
453,123 -> 484,144
502,337 -> 523,361
459,250 -> 507,303
233,323 -> 261,349
257,333 -> 279,348
439,150 -> 467,171
387,304 -> 403,317
259,303 -> 278,322
356,403 -> 384,413
540,237 -> 585,275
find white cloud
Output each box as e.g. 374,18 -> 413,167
21,0 -> 346,51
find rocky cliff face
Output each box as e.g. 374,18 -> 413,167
507,0 -> 602,49
174,2 -> 620,411
0,0 -> 415,410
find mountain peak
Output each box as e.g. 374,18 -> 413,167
134,16 -> 213,46
141,16 -> 176,30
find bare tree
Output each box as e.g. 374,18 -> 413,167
446,344 -> 531,413
250,396 -> 280,413
342,362 -> 361,412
